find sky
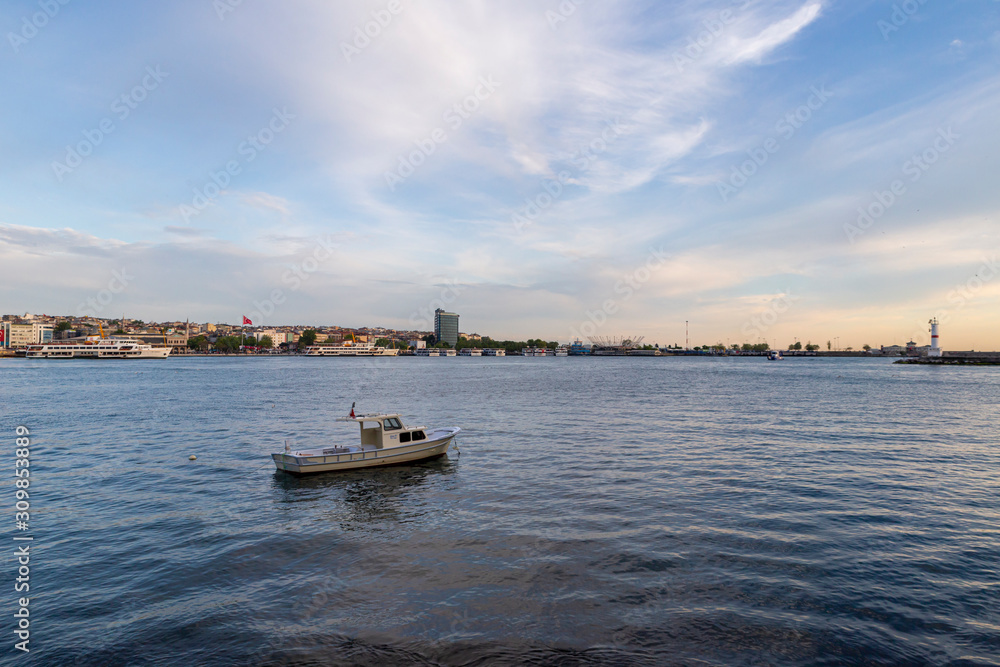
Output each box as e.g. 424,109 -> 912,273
1,0 -> 999,349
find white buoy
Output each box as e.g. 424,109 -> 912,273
189,455 -> 197,460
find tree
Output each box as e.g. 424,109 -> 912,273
298,330 -> 317,347
113,328 -> 126,335
827,340 -> 832,350
55,321 -> 72,332
790,342 -> 802,350
258,335 -> 274,349
188,335 -> 207,350
863,344 -> 871,351
213,336 -> 241,353
805,341 -> 820,351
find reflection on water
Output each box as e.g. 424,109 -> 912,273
5,356 -> 999,665
271,456 -> 460,528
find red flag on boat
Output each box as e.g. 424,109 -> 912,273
349,402 -> 356,418
242,316 -> 252,325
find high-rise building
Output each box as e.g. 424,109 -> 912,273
434,308 -> 459,347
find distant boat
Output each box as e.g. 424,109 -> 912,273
272,410 -> 460,474
25,336 -> 170,359
767,350 -> 783,360
304,343 -> 397,356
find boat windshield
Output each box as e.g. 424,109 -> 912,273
383,417 -> 402,430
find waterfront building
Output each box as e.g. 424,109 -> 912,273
434,308 -> 459,347
4,323 -> 53,348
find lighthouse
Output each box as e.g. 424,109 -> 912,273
928,318 -> 942,357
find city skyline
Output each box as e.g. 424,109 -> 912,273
2,2 -> 999,350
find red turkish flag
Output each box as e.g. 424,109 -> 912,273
242,316 -> 252,325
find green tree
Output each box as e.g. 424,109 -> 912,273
863,344 -> 871,351
827,340 -> 832,350
298,330 -> 317,347
214,336 -> 241,353
113,328 -> 126,335
258,335 -> 274,349
55,321 -> 72,332
790,342 -> 802,350
805,341 -> 820,351
188,335 -> 207,351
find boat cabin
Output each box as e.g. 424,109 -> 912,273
337,413 -> 429,449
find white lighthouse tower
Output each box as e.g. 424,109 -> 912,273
928,318 -> 942,357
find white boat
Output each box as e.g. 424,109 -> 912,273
554,347 -> 569,356
272,410 -> 460,474
767,350 -> 783,360
458,348 -> 482,356
25,336 -> 171,359
304,343 -> 398,356
482,348 -> 506,356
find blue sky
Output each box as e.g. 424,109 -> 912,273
2,0 -> 999,349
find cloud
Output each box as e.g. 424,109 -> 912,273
724,2 -> 823,65
164,226 -> 203,237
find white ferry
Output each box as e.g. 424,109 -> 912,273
25,336 -> 171,359
304,343 -> 398,356
482,348 -> 506,356
458,348 -> 482,356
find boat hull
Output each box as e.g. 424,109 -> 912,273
272,429 -> 458,474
